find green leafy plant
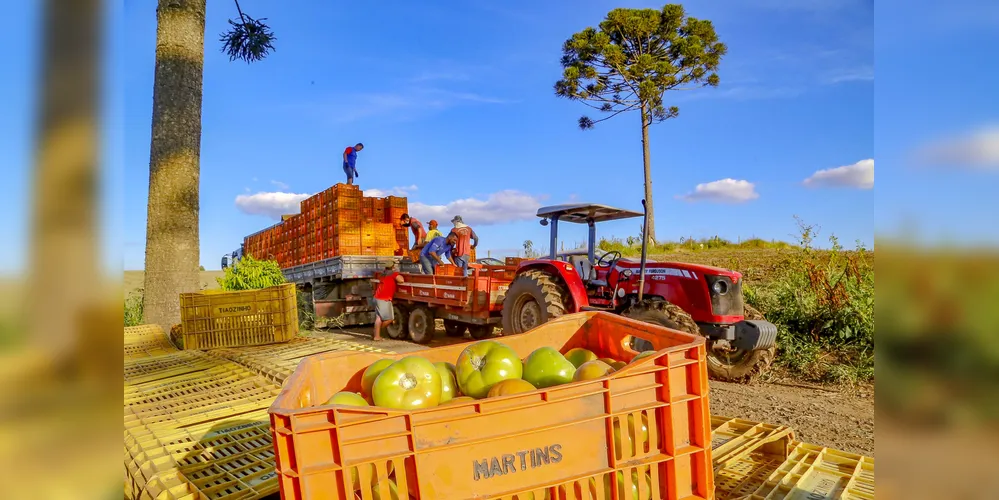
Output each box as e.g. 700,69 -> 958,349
216,255 -> 286,291
124,291 -> 144,327
219,0 -> 276,63
297,289 -> 316,331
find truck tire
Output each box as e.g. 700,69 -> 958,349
384,305 -> 409,340
408,306 -> 434,345
443,320 -> 466,338
467,324 -> 493,340
501,270 -> 568,335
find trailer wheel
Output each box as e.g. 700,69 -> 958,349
384,305 -> 409,340
408,306 -> 434,345
443,320 -> 467,338
467,324 -> 493,340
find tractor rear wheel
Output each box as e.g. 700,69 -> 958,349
384,305 -> 409,340
501,270 -> 568,335
443,319 -> 466,338
407,306 -> 434,345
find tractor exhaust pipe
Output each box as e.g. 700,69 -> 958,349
638,199 -> 649,302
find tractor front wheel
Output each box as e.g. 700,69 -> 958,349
501,270 -> 568,335
624,300 -> 774,383
706,302 -> 775,382
705,344 -> 775,382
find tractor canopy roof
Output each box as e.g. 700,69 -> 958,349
536,203 -> 643,224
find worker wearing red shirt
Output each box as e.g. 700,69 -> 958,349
372,263 -> 404,341
449,215 -> 479,276
399,213 -> 427,248
342,143 -> 364,185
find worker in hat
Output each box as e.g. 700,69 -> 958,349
400,213 -> 427,248
425,220 -> 444,241
449,215 -> 479,276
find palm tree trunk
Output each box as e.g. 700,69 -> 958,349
640,103 -> 657,243
143,0 -> 206,329
27,0 -> 99,362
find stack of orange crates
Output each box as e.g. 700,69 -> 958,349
243,183 -> 406,268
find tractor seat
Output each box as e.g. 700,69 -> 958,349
587,266 -> 608,287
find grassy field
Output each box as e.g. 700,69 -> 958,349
601,232 -> 875,385
123,270 -> 225,297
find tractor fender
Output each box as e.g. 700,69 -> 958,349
515,260 -> 589,312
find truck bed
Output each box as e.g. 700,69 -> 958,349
282,255 -> 417,284
394,266 -> 515,320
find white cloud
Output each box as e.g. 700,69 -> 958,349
410,71 -> 470,83
333,89 -> 513,123
235,191 -> 311,219
270,180 -> 290,190
915,126 -> 999,170
822,66 -> 874,84
803,159 -> 874,189
409,190 -> 546,226
679,179 -> 760,203
362,185 -> 418,198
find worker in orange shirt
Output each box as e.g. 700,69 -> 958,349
400,213 -> 427,248
449,215 -> 479,276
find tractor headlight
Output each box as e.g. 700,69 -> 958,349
621,269 -> 633,279
712,280 -> 729,295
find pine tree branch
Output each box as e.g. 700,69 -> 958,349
589,103 -> 640,124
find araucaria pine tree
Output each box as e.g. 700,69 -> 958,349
555,4 -> 726,242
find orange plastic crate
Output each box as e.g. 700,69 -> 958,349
268,312 -> 713,500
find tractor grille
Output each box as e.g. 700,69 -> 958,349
705,274 -> 744,317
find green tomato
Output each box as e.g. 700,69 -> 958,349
361,359 -> 395,398
325,391 -> 369,407
523,347 -> 576,389
590,470 -> 653,500
347,462 -> 394,492
612,413 -> 650,458
372,356 -> 442,409
370,478 -> 400,500
455,340 -> 523,399
630,350 -> 656,363
435,361 -> 458,403
563,347 -> 598,368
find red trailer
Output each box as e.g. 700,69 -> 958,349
379,265 -> 515,344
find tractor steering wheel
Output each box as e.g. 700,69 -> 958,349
596,250 -> 621,268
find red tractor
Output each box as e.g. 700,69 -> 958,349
500,203 -> 777,382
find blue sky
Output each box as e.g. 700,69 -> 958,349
122,0 -> 880,270
4,1 -> 997,273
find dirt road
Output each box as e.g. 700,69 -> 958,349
311,325 -> 875,457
